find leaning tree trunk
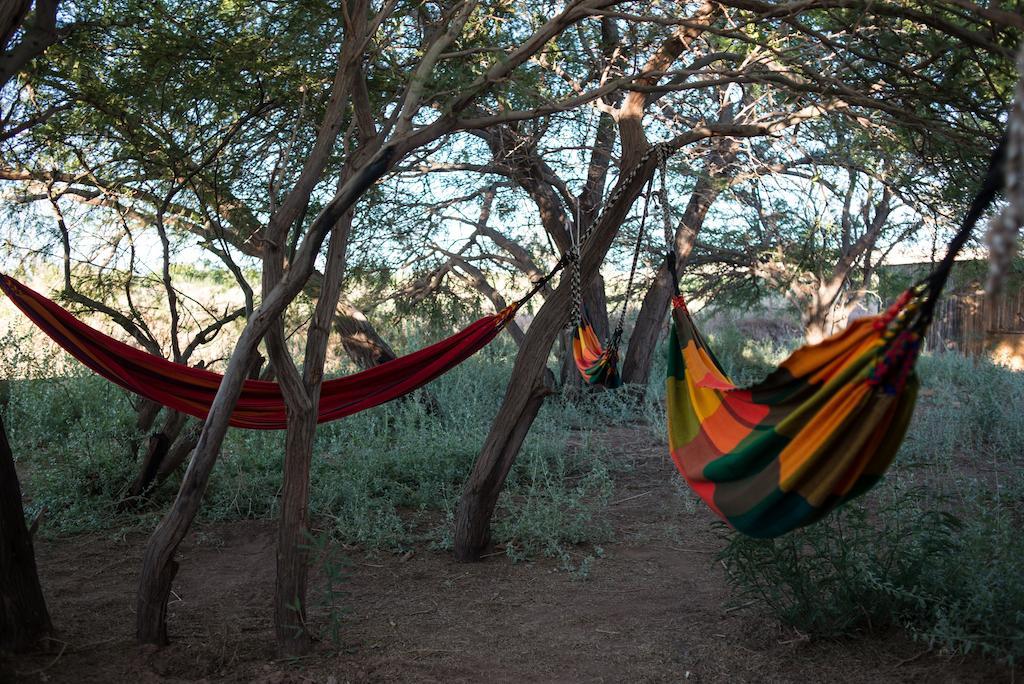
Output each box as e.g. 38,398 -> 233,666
453,1 -> 717,560
135,151 -> 392,646
152,424 -> 201,489
618,263 -> 674,387
0,414 -> 52,652
129,399 -> 163,463
334,299 -> 444,416
454,152 -> 661,561
122,409 -> 190,506
334,299 -> 399,368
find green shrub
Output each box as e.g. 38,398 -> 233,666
718,487 -> 962,638
719,486 -> 1024,664
715,346 -> 1024,665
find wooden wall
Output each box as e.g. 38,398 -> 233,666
925,288 -> 1024,369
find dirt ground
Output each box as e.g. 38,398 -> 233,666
2,427 -> 1012,683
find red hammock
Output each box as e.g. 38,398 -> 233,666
0,274 -> 517,429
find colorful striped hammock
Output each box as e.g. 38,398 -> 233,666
0,274 -> 519,429
666,292 -> 922,537
663,129 -> 1006,538
572,311 -> 622,388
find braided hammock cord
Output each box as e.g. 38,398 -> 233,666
563,143 -> 671,333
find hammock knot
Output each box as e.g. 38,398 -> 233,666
494,303 -> 519,328
671,295 -> 688,311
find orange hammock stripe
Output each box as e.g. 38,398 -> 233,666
0,275 -> 515,430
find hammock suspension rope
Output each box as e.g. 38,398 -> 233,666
570,144 -> 672,387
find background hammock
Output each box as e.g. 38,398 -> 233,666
572,310 -> 622,388
0,274 -> 519,430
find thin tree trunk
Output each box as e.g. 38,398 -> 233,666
128,399 -> 162,465
153,424 -> 201,487
334,300 -> 399,368
273,215 -> 350,654
333,299 -> 444,416
619,263 -> 674,386
620,138 -> 737,387
0,414 -> 53,652
452,2 -> 717,560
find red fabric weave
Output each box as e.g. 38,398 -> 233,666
1,275 -> 513,429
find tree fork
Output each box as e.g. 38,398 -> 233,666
452,2 -> 718,560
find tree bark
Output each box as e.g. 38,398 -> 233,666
273,211 -> 352,654
153,424 -> 200,483
122,409 -> 190,505
0,414 -> 53,652
135,141 -> 392,646
619,263 -> 674,386
452,372 -> 554,552
135,0 -> 637,645
334,300 -> 399,368
274,406 -> 317,652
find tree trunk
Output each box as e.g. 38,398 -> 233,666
453,152 -> 662,561
334,300 -> 399,368
128,399 -> 162,465
453,372 -> 554,554
274,406 -> 317,652
452,3 -> 717,561
0,414 -> 53,652
619,262 -> 673,386
122,409 -> 190,505
620,137 -> 737,387
135,131 -> 395,645
271,194 -> 353,654
153,424 -> 201,486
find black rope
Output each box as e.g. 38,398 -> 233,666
509,143 -> 679,325
516,252 -> 569,308
609,174 -> 655,349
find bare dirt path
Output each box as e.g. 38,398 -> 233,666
2,426 -> 1010,682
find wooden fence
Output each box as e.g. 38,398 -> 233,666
925,287 -> 1024,369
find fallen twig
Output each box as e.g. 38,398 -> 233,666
610,490 -> 652,506
15,640 -> 67,677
